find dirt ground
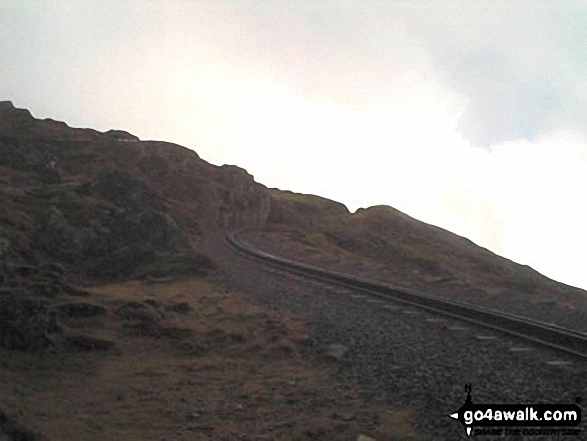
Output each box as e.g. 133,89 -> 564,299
0,277 -> 421,440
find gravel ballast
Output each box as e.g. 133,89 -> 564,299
205,235 -> 586,440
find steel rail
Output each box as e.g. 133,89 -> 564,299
226,231 -> 587,361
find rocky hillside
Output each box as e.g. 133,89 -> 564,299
242,204 -> 587,331
2,100 -> 586,354
267,189 -> 350,228
0,100 -> 273,281
0,101 -> 351,355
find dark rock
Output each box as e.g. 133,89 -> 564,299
62,285 -> 89,297
215,164 -> 271,229
64,334 -> 115,351
14,265 -> 37,278
114,209 -> 181,250
37,261 -> 65,276
138,251 -> 215,282
356,435 -> 376,441
39,271 -> 63,282
116,302 -> 160,322
267,190 -> 349,229
0,294 -> 54,351
165,302 -> 191,314
0,238 -> 9,257
161,327 -> 192,340
186,411 -> 202,421
143,299 -> 161,308
57,302 -> 106,318
143,275 -> 176,284
86,171 -> 160,211
34,207 -> 111,260
186,345 -> 209,357
325,343 -> 348,361
26,280 -> 64,298
103,130 -> 139,142
207,328 -> 226,342
89,245 -> 154,280
0,409 -> 49,441
129,320 -> 161,337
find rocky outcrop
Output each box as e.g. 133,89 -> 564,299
0,102 -> 306,284
103,129 -> 139,142
267,190 -> 349,228
215,165 -> 271,229
0,101 -> 101,141
0,238 -> 9,257
0,293 -> 54,351
0,409 -> 50,441
84,170 -> 161,212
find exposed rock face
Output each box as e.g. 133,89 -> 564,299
0,102 -> 272,281
0,101 -> 101,141
103,129 -> 139,142
0,409 -> 51,441
57,302 -> 106,318
85,170 -> 161,211
216,165 -> 271,229
0,101 -> 36,133
0,238 -> 9,257
0,293 -> 53,351
267,189 -> 349,228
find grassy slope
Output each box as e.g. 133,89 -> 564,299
245,194 -> 587,326
0,276 -> 420,441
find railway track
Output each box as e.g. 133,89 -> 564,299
226,231 -> 587,361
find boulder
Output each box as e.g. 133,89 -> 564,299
64,334 -> 114,351
325,343 -> 349,361
0,238 -> 9,257
268,190 -> 349,228
0,409 -> 50,441
57,302 -> 106,318
0,293 -> 54,351
86,171 -> 160,211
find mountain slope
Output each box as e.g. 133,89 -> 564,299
1,100 -> 585,337
242,204 -> 587,331
0,100 -> 270,280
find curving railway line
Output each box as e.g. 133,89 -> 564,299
226,231 -> 587,362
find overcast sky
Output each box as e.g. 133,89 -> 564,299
2,1 -> 586,292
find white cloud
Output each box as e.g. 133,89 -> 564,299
1,1 -> 587,291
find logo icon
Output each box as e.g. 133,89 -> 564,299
448,384 -> 582,437
448,383 -> 475,436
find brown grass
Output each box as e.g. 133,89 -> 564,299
251,205 -> 587,315
0,277 -> 421,440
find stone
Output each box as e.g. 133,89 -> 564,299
64,334 -> 115,351
325,344 -> 348,361
0,409 -> 49,441
143,275 -> 176,284
57,302 -> 106,318
116,302 -> 159,322
86,170 -> 160,211
0,294 -> 53,351
37,261 -> 65,279
216,164 -> 271,229
186,412 -> 201,421
0,238 -> 9,257
62,285 -> 89,297
267,190 -> 349,229
161,327 -> 192,340
165,302 -> 192,314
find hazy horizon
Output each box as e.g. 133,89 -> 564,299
2,1 -> 586,291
